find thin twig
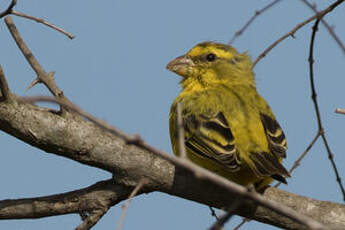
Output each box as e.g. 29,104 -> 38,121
229,0 -> 282,45
300,0 -> 345,56
288,133 -> 321,175
4,16 -> 72,113
177,102 -> 187,158
11,10 -> 75,39
209,199 -> 242,230
0,65 -> 11,100
19,95 -> 328,230
253,0 -> 345,68
116,178 -> 147,230
0,0 -> 17,18
308,16 -> 345,201
5,16 -> 60,96
274,132 -> 321,188
335,108 -> 345,115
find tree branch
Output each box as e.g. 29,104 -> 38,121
300,0 -> 345,56
0,0 -> 74,39
0,95 -> 344,229
11,10 -> 75,39
4,16 -> 72,113
19,96 -> 326,229
0,179 -> 135,220
0,0 -> 17,18
229,0 -> 282,45
308,16 -> 345,201
116,178 -> 147,230
253,0 -> 345,68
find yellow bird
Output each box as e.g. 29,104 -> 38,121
167,42 -> 290,189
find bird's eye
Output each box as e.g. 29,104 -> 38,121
206,53 -> 216,62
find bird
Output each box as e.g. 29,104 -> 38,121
167,41 -> 290,189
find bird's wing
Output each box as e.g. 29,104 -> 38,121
260,113 -> 287,158
183,112 -> 241,172
246,112 -> 290,183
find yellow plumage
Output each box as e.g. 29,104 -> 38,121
167,42 -> 289,189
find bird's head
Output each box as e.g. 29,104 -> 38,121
167,42 -> 254,89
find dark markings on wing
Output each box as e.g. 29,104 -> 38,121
260,114 -> 287,158
185,142 -> 215,161
250,152 -> 290,179
271,174 -> 288,184
202,121 -> 233,143
186,139 -> 238,169
184,112 -> 240,171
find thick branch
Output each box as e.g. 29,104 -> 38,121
0,97 -> 344,229
0,179 -> 134,220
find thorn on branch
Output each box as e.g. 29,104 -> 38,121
5,16 -> 72,113
26,79 -> 40,91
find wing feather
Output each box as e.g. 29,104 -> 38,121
260,113 -> 287,158
184,112 -> 241,171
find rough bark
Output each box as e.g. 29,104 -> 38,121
0,95 -> 344,230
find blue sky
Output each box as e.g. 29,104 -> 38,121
0,1 -> 344,229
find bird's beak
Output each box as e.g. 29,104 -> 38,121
166,55 -> 195,78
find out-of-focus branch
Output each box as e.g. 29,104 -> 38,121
176,102 -> 187,159
116,178 -> 147,230
335,108 -> 345,115
253,0 -> 345,68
